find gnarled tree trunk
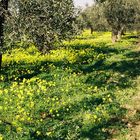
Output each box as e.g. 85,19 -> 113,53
90,26 -> 94,34
0,0 -> 9,69
112,29 -> 118,43
112,26 -> 125,43
117,26 -> 125,41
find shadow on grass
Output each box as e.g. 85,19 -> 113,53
123,35 -> 139,39
81,110 -> 128,140
1,40 -> 140,139
0,61 -> 52,82
0,42 -> 125,82
125,50 -> 140,59
67,42 -> 124,54
108,59 -> 140,77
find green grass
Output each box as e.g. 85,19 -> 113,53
0,31 -> 140,140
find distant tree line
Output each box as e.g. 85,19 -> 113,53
80,0 -> 140,43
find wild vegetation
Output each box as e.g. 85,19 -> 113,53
81,0 -> 140,42
0,0 -> 140,139
0,31 -> 140,139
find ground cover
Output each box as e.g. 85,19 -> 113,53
0,31 -> 140,140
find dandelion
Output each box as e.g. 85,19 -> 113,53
15,115 -> 20,120
16,127 -> 22,133
0,106 -> 3,110
93,115 -> 97,119
36,131 -> 41,136
49,109 -> 53,113
30,102 -> 34,108
0,134 -> 3,140
108,98 -> 113,102
46,131 -> 52,136
56,114 -> 60,117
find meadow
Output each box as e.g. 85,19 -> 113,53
0,31 -> 140,140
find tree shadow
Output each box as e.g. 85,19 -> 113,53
125,50 -> 140,59
67,42 -> 124,54
0,61 -> 52,83
1,40 -> 140,139
81,109 -> 128,140
123,35 -> 139,39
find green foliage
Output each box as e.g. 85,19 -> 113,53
0,31 -> 139,139
104,0 -> 137,29
134,0 -> 140,35
81,0 -> 140,42
4,0 -> 79,53
80,4 -> 109,33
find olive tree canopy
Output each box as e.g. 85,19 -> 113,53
80,3 -> 109,34
5,0 -> 79,53
104,0 -> 138,42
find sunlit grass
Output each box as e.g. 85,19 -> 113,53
0,31 -> 139,139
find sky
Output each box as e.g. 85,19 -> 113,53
74,0 -> 94,8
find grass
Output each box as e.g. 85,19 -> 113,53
0,31 -> 140,140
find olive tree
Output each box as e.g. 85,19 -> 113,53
80,6 -> 94,34
94,0 -> 139,42
81,4 -> 108,34
103,0 -> 138,43
0,0 -> 9,69
6,0 -> 78,53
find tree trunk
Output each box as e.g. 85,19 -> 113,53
36,34 -> 53,54
0,0 -> 9,69
112,29 -> 118,43
88,25 -> 93,34
0,12 -> 4,70
117,30 -> 122,41
121,28 -> 125,36
117,26 -> 125,41
90,26 -> 94,34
